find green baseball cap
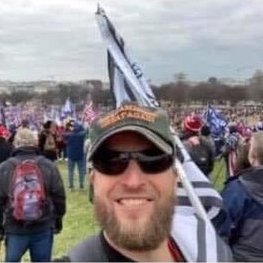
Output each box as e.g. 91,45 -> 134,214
88,101 -> 175,160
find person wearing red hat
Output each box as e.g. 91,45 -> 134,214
181,115 -> 215,178
183,115 -> 203,133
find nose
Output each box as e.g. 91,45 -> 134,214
120,160 -> 146,189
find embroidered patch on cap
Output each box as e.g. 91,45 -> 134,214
98,104 -> 157,128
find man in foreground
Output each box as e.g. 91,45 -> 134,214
61,102 -> 184,261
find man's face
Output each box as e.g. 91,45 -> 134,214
91,131 -> 177,251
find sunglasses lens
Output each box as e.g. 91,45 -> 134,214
92,150 -> 129,175
93,159 -> 128,175
137,150 -> 174,174
92,148 -> 174,176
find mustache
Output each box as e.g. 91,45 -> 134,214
109,186 -> 159,200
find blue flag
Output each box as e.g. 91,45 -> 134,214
204,105 -> 227,137
61,98 -> 75,120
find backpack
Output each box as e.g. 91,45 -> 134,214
44,133 -> 56,151
9,157 -> 46,222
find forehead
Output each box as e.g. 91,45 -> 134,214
103,131 -> 156,151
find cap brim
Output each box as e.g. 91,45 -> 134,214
88,125 -> 173,160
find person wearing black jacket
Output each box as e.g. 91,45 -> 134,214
181,115 -> 215,178
0,126 -> 13,163
0,128 -> 66,262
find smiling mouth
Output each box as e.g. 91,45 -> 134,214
116,198 -> 153,206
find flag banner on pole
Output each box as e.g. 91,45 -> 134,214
96,6 -> 159,108
203,104 -> 227,138
61,97 -> 75,120
96,6 -> 231,262
82,101 -> 97,124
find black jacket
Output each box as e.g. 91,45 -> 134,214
0,137 -> 13,164
0,146 -> 66,234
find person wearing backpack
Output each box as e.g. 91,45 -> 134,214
0,128 -> 66,262
181,115 -> 215,178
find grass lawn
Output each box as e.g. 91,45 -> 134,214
211,158 -> 227,192
0,159 -> 227,262
52,161 -> 100,260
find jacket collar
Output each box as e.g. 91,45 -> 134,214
12,146 -> 40,156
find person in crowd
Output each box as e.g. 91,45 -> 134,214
0,128 -> 66,262
0,125 -> 13,163
233,139 -> 251,173
64,121 -> 86,190
221,124 -> 240,177
21,119 -> 30,129
201,124 -> 216,157
39,120 -> 58,161
57,102 -> 187,261
56,125 -> 67,160
215,131 -> 263,261
181,115 -> 215,178
7,124 -> 17,145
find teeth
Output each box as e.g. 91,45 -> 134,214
119,199 -> 148,205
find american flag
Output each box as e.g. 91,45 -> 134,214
82,101 -> 97,124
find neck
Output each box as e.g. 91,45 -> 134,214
104,232 -> 174,262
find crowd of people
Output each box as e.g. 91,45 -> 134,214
0,101 -> 261,261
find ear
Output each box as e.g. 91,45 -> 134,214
89,169 -> 95,204
90,169 -> 95,184
89,183 -> 94,203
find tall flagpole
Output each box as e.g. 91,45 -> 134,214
173,133 -> 214,227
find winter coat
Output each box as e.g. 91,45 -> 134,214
216,167 -> 263,261
64,123 -> 86,161
0,137 -> 13,163
0,146 -> 66,234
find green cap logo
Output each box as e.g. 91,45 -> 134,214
89,102 -> 175,160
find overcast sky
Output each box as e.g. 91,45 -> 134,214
0,0 -> 262,84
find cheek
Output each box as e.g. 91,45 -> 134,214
93,173 -> 117,198
150,172 -> 177,195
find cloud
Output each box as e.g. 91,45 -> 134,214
0,0 -> 262,83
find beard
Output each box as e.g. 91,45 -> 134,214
94,189 -> 176,251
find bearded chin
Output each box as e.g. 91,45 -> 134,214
94,193 -> 176,251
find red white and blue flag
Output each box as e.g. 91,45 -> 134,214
82,101 -> 97,124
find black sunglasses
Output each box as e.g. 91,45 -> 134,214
92,148 -> 174,176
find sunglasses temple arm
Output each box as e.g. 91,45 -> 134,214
173,134 -> 214,228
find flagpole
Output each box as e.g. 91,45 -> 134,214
205,103 -> 209,123
173,132 -> 214,227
